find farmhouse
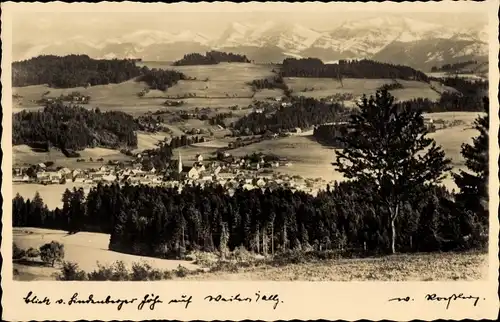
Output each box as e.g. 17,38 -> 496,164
13,175 -> 30,183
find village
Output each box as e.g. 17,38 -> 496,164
13,150 -> 329,196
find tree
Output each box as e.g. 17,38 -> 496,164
453,97 -> 489,226
333,89 -> 452,253
39,241 -> 65,267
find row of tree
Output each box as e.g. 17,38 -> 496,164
232,96 -> 350,135
12,55 -> 145,88
135,68 -> 187,91
249,75 -> 288,91
280,58 -> 430,81
13,104 -> 138,151
173,51 -> 250,66
430,60 -> 479,73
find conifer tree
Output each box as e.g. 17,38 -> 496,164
453,97 -> 489,225
333,89 -> 452,253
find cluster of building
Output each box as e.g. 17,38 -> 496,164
13,151 -> 314,194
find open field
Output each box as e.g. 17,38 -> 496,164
12,227 -> 487,282
13,144 -> 132,168
134,131 -> 171,153
141,62 -> 275,99
284,77 -> 441,101
12,80 -> 161,116
12,63 -> 274,116
13,227 -> 199,281
182,251 -> 488,281
225,111 -> 482,189
13,182 -> 94,210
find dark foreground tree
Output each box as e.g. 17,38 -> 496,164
333,89 -> 452,254
453,97 -> 489,226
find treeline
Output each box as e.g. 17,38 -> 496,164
249,75 -> 288,91
431,60 -> 478,72
13,103 -> 138,151
12,55 -> 144,88
135,69 -> 187,91
406,78 -> 487,113
312,124 -> 349,148
232,97 -> 350,135
280,58 -> 429,82
173,51 -> 250,66
12,180 -> 484,258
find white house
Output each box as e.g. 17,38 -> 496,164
195,154 -> 204,162
187,167 -> 200,179
13,175 -> 30,182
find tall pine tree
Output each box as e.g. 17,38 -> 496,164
453,97 -> 489,226
333,89 -> 451,253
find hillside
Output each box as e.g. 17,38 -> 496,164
12,55 -> 144,88
279,58 -> 430,81
13,103 -> 138,152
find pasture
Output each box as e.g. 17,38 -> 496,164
182,251 -> 487,281
225,111 -> 482,190
13,182 -> 94,210
13,227 -> 199,281
13,144 -> 131,168
284,77 -> 442,102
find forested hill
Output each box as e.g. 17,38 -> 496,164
173,51 -> 251,66
12,55 -> 146,88
279,58 -> 429,81
13,103 -> 138,152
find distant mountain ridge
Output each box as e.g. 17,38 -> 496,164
13,16 -> 488,70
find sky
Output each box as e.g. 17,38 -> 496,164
11,4 -> 488,44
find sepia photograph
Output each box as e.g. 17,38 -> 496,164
1,1 -> 499,321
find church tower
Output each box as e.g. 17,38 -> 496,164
178,151 -> 183,174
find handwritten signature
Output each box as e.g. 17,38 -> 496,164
389,293 -> 483,310
22,290 -> 283,310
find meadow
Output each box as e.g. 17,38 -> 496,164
13,227 -> 487,281
284,77 -> 440,102
182,251 -> 487,281
13,227 -> 199,281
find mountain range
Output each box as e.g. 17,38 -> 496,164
13,15 -> 489,70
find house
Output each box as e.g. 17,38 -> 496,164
195,154 -> 204,162
256,178 -> 266,188
36,172 -> 50,181
13,175 -> 30,183
38,163 -> 47,169
102,174 -> 116,182
187,167 -> 200,179
213,166 -> 222,176
59,167 -> 72,179
254,107 -> 264,114
281,102 -> 292,108
73,175 -> 85,183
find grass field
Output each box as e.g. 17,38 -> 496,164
12,228 -> 487,281
182,251 -> 488,281
13,144 -> 132,168
284,77 -> 441,102
13,182 -> 95,210
13,227 -> 199,281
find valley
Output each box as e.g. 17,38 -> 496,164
10,49 -> 490,283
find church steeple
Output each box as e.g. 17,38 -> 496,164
178,151 -> 183,173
